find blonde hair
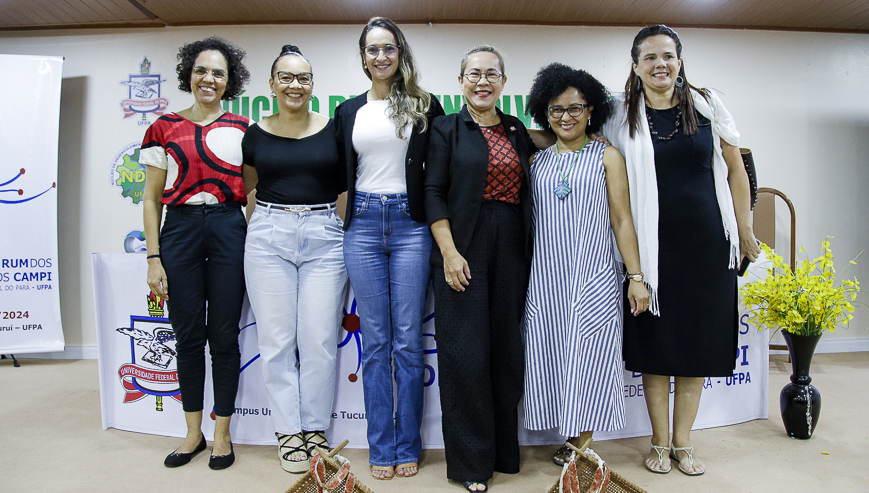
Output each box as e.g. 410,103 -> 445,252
359,17 -> 431,138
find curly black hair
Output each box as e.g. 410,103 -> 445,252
175,37 -> 250,101
526,63 -> 612,135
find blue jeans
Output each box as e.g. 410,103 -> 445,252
244,202 -> 347,435
343,192 -> 432,467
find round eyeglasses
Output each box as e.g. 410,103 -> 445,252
364,44 -> 400,59
462,71 -> 504,84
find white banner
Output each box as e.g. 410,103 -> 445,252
95,252 -> 768,446
0,54 -> 64,354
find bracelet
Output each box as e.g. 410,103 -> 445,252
146,254 -> 161,260
625,271 -> 644,283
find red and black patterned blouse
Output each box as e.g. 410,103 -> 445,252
480,123 -> 523,204
140,112 -> 249,206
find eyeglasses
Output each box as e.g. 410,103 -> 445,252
274,71 -> 313,85
548,103 -> 590,119
192,66 -> 227,81
462,71 -> 504,84
364,44 -> 400,59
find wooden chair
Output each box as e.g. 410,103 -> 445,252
752,187 -> 796,353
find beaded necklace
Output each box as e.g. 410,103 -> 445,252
646,106 -> 682,141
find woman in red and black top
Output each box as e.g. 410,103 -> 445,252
141,37 -> 250,471
424,45 -> 538,493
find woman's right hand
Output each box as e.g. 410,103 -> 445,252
147,258 -> 169,300
443,249 -> 471,292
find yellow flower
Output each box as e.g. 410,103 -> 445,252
740,239 -> 862,336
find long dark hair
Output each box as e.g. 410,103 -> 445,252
358,17 -> 431,138
624,25 -> 708,138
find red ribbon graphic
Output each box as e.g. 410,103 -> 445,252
118,363 -> 182,403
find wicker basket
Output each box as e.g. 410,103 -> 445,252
547,442 -> 647,493
285,439 -> 373,493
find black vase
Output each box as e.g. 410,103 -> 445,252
780,332 -> 822,439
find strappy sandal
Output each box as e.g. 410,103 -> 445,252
303,430 -> 331,457
277,432 -> 309,473
553,442 -> 573,466
645,443 -> 671,474
670,444 -> 704,476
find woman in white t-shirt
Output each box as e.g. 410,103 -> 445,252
334,17 -> 444,481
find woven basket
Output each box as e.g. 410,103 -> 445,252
285,439 -> 373,493
547,442 -> 647,493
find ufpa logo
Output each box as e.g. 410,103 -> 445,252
115,292 -> 181,411
120,57 -> 168,125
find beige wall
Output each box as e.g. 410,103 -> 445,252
1,24 -> 867,355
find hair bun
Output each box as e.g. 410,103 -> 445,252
280,45 -> 302,56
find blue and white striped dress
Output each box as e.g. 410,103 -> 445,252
523,140 -> 626,436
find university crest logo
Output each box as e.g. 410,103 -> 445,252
120,57 -> 168,124
116,292 -> 181,411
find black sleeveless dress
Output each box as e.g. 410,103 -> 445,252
622,107 -> 737,378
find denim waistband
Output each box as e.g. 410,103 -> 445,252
354,191 -> 408,206
166,201 -> 243,215
256,200 -> 337,215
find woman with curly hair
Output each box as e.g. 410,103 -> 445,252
602,25 -> 760,475
522,63 -> 648,467
141,36 -> 251,470
334,17 -> 444,480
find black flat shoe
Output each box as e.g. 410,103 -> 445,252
164,434 -> 206,467
462,480 -> 488,492
208,443 -> 235,470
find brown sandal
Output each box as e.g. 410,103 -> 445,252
396,462 -> 419,477
370,465 -> 395,480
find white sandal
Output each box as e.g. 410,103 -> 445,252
669,444 -> 704,476
645,443 -> 671,474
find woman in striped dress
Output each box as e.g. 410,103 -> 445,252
522,63 -> 649,465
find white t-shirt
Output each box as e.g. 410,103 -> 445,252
352,100 -> 411,194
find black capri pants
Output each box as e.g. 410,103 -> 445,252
160,201 -> 246,417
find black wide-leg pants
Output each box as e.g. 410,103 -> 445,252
160,202 -> 246,417
433,201 -> 530,483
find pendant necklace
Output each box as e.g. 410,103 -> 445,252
554,135 -> 588,200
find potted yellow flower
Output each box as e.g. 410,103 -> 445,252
740,239 -> 861,439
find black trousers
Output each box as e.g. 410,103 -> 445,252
433,201 -> 530,483
160,202 -> 246,417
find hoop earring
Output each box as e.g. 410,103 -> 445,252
675,76 -> 685,88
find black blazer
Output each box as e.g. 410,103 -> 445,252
335,92 -> 445,229
425,106 -> 537,265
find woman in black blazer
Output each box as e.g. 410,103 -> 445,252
424,45 -> 536,493
334,17 -> 444,481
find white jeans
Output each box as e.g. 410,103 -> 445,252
244,202 -> 347,434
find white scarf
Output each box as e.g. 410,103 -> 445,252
604,89 -> 740,315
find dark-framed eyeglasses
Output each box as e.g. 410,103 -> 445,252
462,71 -> 504,84
364,44 -> 400,59
548,103 -> 590,119
274,71 -> 313,85
192,66 -> 227,81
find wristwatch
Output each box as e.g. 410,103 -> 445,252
626,271 -> 644,283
